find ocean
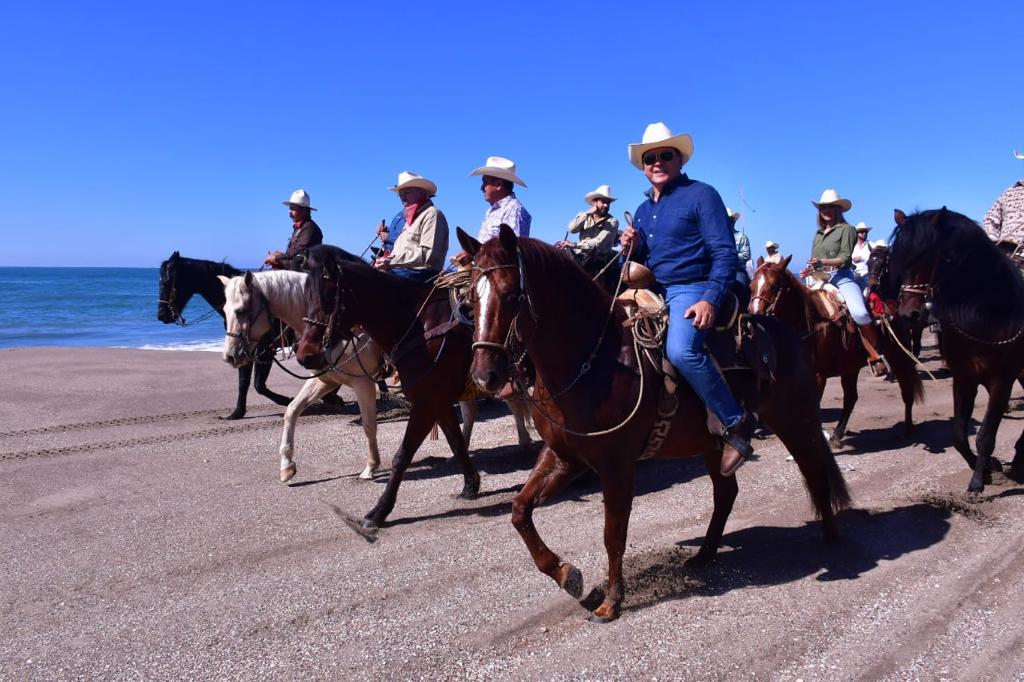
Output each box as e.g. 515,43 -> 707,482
0,267 -> 237,351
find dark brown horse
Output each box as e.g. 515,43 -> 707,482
458,225 -> 849,622
294,244 -> 481,530
865,244 -> 926,357
749,257 -> 923,442
887,208 -> 1024,492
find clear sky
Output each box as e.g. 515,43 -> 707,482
1,1 -> 1021,268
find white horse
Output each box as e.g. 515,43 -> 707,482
219,270 -> 534,483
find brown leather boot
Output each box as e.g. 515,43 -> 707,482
858,322 -> 890,377
721,411 -> 755,477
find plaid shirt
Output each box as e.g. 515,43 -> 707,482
984,181 -> 1024,245
478,193 -> 531,244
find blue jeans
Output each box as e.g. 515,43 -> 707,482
665,283 -> 745,432
390,267 -> 438,283
829,268 -> 871,325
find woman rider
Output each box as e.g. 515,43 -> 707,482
800,189 -> 888,376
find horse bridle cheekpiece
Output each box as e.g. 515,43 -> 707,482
469,248 -> 537,373
158,264 -> 185,325
225,280 -> 270,361
302,261 -> 353,355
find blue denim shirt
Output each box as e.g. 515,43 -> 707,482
631,174 -> 737,306
382,210 -> 405,251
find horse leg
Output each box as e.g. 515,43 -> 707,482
223,363 -> 252,420
435,404 -> 481,499
511,446 -> 588,598
459,400 -> 478,448
687,450 -> 738,565
278,377 -> 335,482
362,407 -> 438,530
912,324 -> 923,357
590,464 -> 636,623
951,377 -> 979,470
253,357 -> 292,407
1009,428 -> 1024,482
351,377 -> 381,480
830,370 -> 859,446
506,397 -> 535,448
968,380 -> 1013,493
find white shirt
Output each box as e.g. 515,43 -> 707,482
852,240 -> 872,277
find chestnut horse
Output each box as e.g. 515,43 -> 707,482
887,208 -> 1024,491
293,244 -> 532,531
459,225 -> 849,622
749,256 -> 923,442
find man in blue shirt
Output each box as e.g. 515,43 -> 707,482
620,122 -> 754,476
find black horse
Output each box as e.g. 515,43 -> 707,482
885,208 -> 1024,491
157,251 -> 291,419
866,243 -> 926,357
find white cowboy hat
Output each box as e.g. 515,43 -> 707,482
1015,150 -> 1024,160
628,122 -> 694,170
469,156 -> 527,187
812,188 -> 852,212
854,221 -> 871,232
765,240 -> 779,249
388,171 -> 437,196
726,206 -> 740,221
584,184 -> 616,204
282,189 -> 317,211
871,239 -> 888,249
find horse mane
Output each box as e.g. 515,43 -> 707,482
161,253 -> 241,278
513,238 -> 612,313
888,209 -> 1024,336
305,244 -> 425,313
776,265 -> 820,332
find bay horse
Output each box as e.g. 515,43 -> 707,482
219,270 -> 385,482
293,244 -> 533,530
887,208 -> 1024,491
459,225 -> 850,622
749,256 -> 923,442
158,251 -> 291,419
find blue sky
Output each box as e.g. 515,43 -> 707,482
1,1 -> 1021,268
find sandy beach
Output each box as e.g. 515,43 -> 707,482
2,341 -> 1024,680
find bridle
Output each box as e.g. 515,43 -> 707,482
158,269 -> 185,326
302,265 -> 353,357
468,251 -> 538,383
225,285 -> 272,363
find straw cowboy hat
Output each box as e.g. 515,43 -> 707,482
812,188 -> 852,212
628,122 -> 694,170
854,221 -> 871,232
726,207 -> 740,221
765,240 -> 779,249
871,239 -> 888,249
469,156 -> 527,187
282,189 -> 316,211
388,171 -> 437,196
584,184 -> 616,204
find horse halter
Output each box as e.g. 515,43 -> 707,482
225,285 -> 270,361
749,271 -> 786,315
468,248 -> 538,360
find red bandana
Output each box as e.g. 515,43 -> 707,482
403,200 -> 427,228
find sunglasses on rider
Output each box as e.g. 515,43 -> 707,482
642,150 -> 677,166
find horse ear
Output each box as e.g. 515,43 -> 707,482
781,254 -> 792,269
243,271 -> 254,287
171,250 -> 180,259
498,224 -> 518,252
216,275 -> 232,288
756,256 -> 764,268
456,227 -> 481,257
894,209 -> 907,226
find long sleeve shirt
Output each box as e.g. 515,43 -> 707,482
567,211 -> 618,253
389,201 -> 449,272
983,181 -> 1024,245
734,231 -> 751,273
811,222 -> 856,268
478,193 -> 531,244
851,240 -> 872,276
630,174 -> 738,306
277,219 -> 323,269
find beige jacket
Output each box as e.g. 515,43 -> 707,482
567,211 -> 618,253
390,202 -> 449,272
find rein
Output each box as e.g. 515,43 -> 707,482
159,275 -> 219,327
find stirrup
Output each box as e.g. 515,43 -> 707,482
869,355 -> 891,377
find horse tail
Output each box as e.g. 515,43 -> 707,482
816,432 -> 852,516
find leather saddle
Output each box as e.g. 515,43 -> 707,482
807,282 -> 857,333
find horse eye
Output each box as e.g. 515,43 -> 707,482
235,308 -> 245,315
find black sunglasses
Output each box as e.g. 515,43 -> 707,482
642,150 -> 676,166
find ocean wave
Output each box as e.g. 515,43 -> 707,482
131,339 -> 224,352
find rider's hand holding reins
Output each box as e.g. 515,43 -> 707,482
619,225 -> 637,250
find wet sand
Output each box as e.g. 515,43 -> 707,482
2,342 -> 1024,680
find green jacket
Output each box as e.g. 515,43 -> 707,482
811,222 -> 856,268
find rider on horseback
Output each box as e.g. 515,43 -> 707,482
799,189 -> 888,376
557,184 -> 619,260
373,172 -> 449,282
264,189 -> 323,270
620,122 -> 755,477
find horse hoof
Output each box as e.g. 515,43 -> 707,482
221,412 -> 244,421
557,563 -> 584,599
587,602 -> 620,623
458,477 -> 481,500
280,464 -> 297,483
360,517 -> 380,532
966,481 -> 984,494
358,466 -> 377,480
987,458 -> 1004,473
